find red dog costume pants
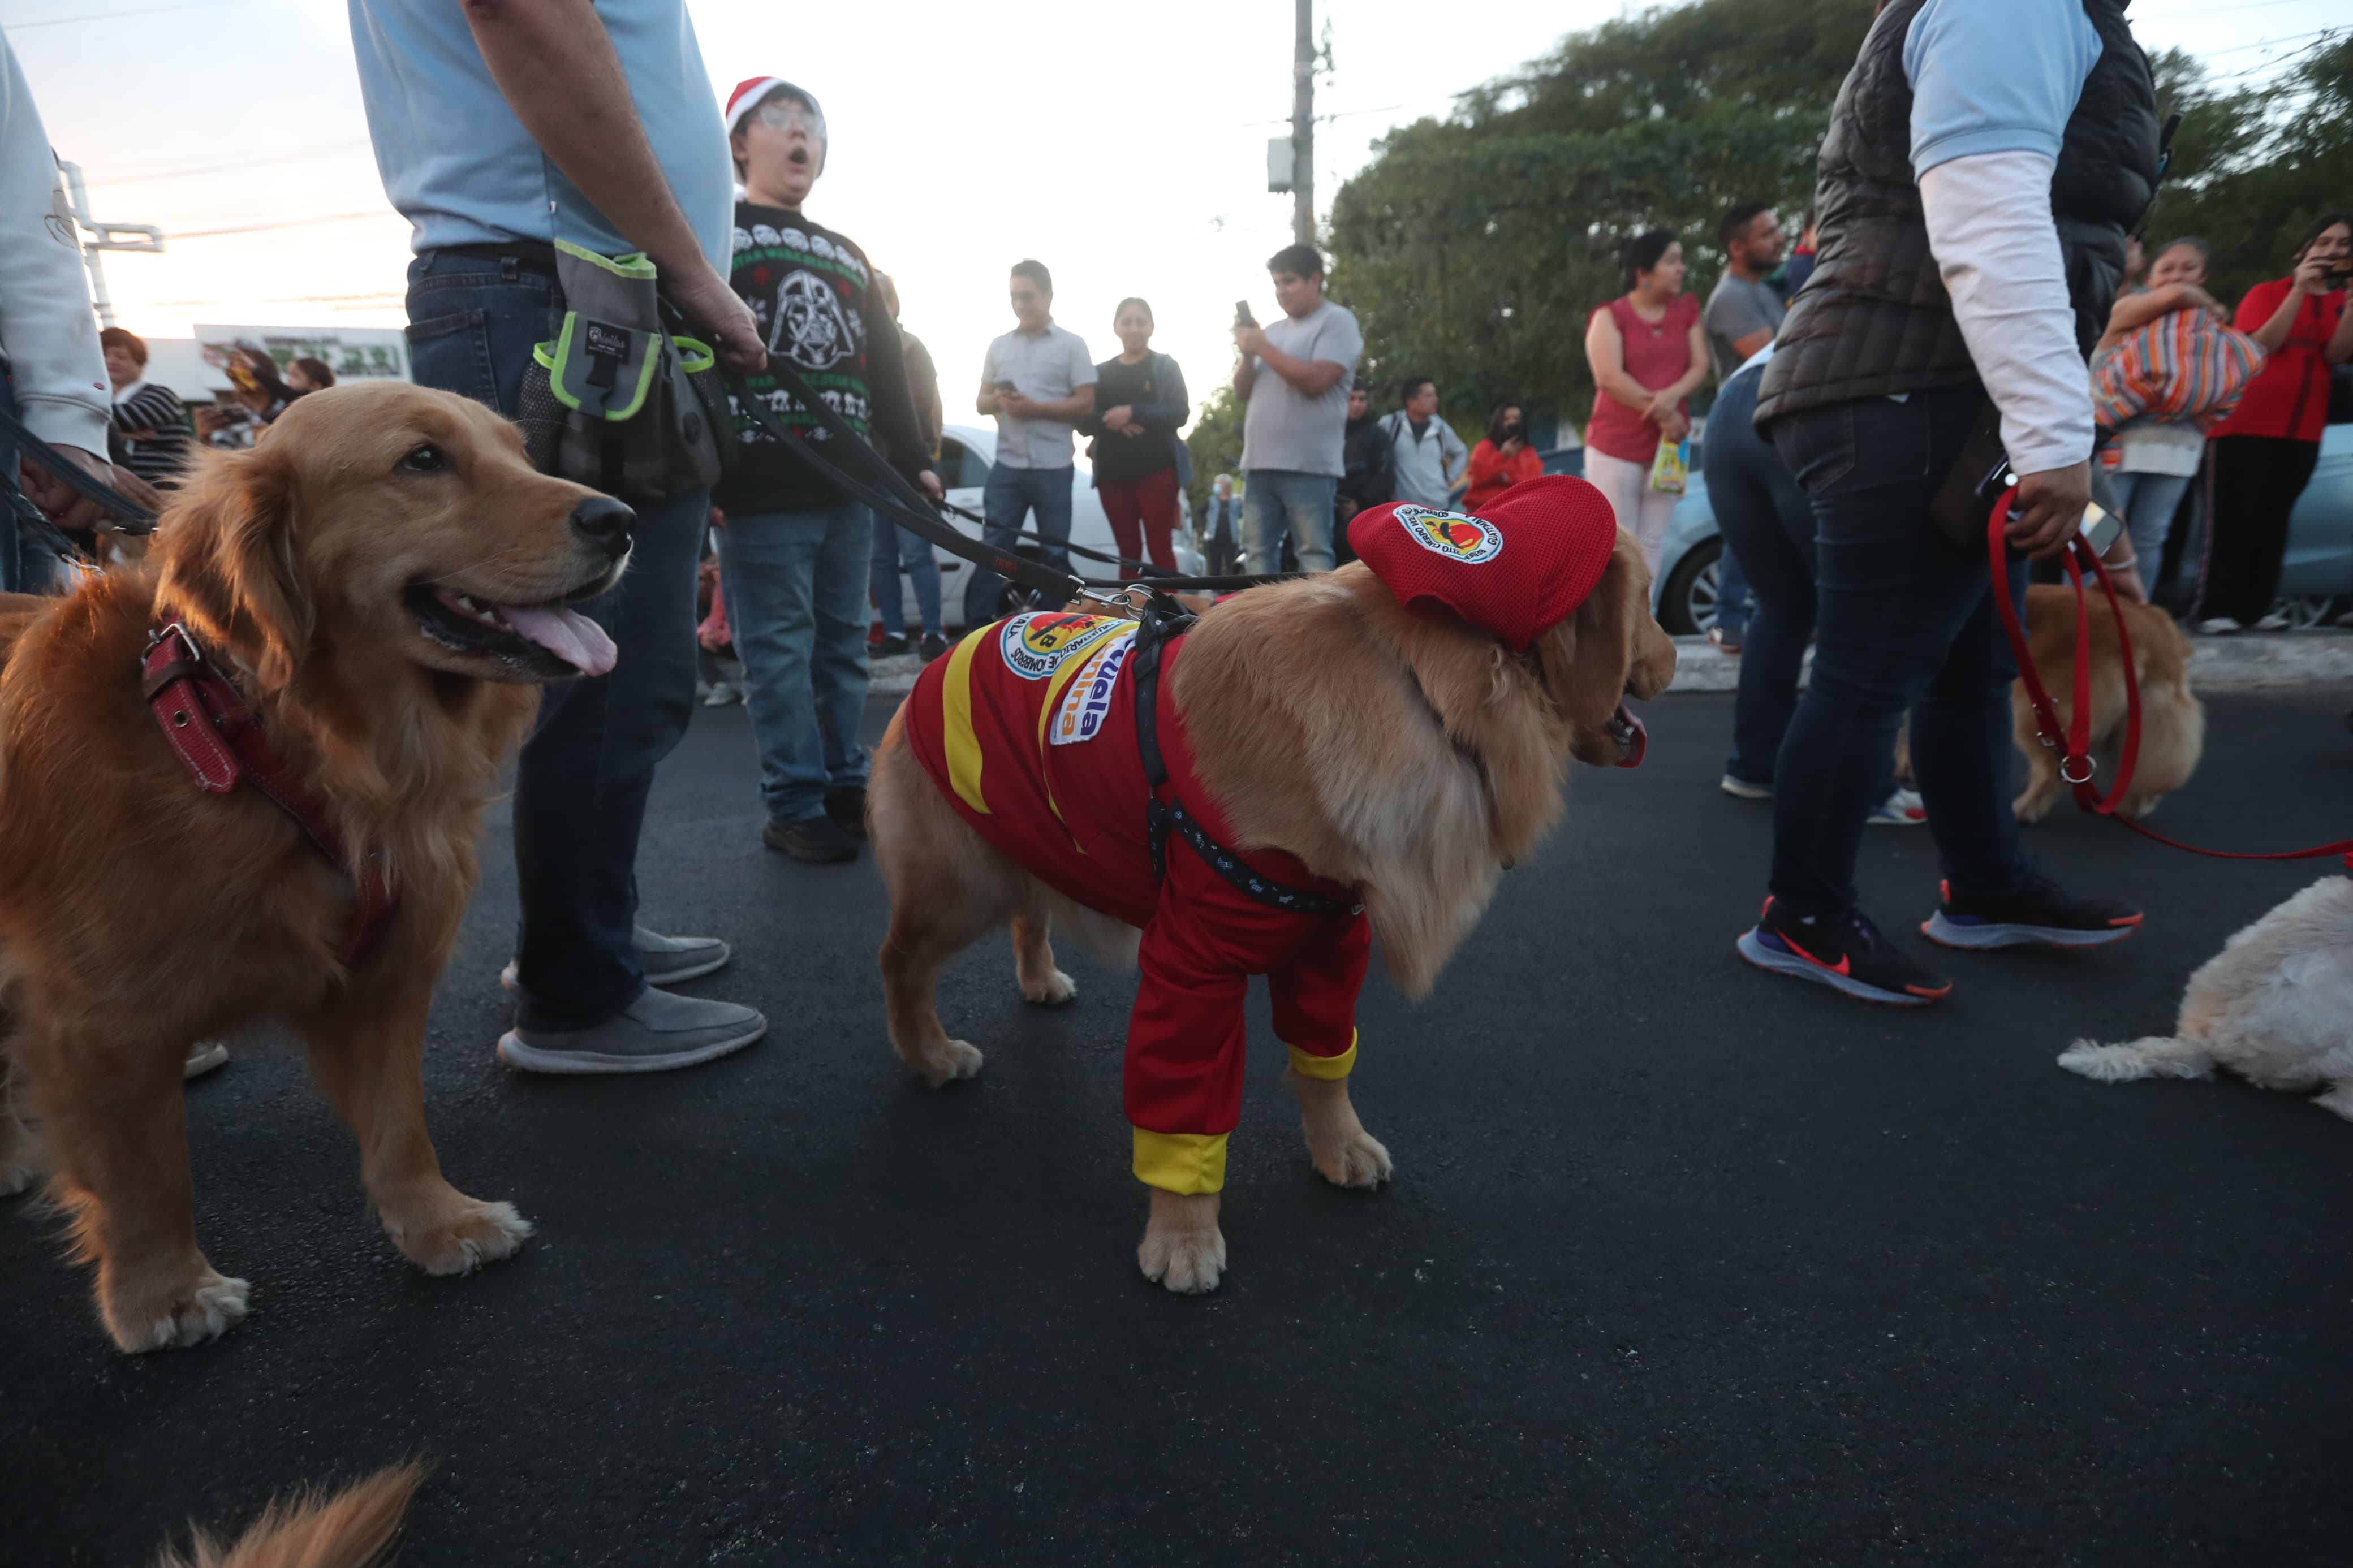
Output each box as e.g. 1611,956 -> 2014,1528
903,611 -> 1368,1194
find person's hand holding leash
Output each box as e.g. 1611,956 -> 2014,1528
666,262 -> 765,374
19,446 -> 127,534
2009,460 -> 2092,559
916,469 -> 943,504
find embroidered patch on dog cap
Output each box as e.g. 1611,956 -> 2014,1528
1348,475 -> 1621,651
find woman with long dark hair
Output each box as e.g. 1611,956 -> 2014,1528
1462,399 -> 1542,512
2195,212 -> 2353,632
1581,228 -> 1708,573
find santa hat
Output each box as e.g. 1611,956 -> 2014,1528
1346,476 -> 1621,652
725,76 -> 826,144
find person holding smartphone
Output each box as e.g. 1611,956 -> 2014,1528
2193,213 -> 2353,633
1231,244 -> 1363,574
971,259 -> 1095,625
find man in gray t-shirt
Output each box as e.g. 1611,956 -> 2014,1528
1232,243 -> 1363,573
1704,202 -> 1789,381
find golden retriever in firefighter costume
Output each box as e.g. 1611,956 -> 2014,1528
867,477 -> 1677,1293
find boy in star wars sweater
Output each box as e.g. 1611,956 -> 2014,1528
716,76 -> 942,862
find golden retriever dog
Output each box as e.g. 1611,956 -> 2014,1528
153,1462 -> 425,1568
0,382 -> 632,1352
2011,582 -> 2204,823
867,528 -> 1675,1293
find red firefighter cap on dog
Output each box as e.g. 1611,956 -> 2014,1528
1346,475 -> 1621,651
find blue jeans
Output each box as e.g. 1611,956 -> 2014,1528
719,501 -> 872,824
870,515 -> 942,638
404,249 -> 704,1030
1240,469 -> 1338,574
1767,385 -> 2031,916
0,372 -> 66,596
1707,369 -> 1894,803
2107,467 -> 2192,587
966,464 -> 1072,628
1713,533 -> 1753,640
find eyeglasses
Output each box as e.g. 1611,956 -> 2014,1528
755,100 -> 823,138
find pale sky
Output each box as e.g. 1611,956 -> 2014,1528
5,0 -> 2331,427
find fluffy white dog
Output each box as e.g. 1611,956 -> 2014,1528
2060,875 -> 2353,1120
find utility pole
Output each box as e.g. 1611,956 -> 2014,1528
54,161 -> 164,328
1291,0 -> 1315,245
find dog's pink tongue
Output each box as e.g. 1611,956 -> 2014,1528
499,604 -> 617,677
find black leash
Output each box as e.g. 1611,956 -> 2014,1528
0,406 -> 159,534
725,353 -> 1294,598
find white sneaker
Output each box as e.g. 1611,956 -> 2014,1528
703,680 -> 739,706
2251,612 -> 2291,632
183,1041 -> 229,1079
1720,773 -> 1773,800
1867,788 -> 1927,827
2195,617 -> 2240,636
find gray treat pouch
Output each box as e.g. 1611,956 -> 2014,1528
511,241 -> 721,500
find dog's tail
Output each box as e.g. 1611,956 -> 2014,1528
154,1462 -> 425,1568
2058,1035 -> 2216,1083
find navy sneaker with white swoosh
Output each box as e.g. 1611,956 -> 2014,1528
1921,874 -> 2143,949
1737,897 -> 1953,1007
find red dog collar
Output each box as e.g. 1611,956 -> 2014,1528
140,623 -> 398,964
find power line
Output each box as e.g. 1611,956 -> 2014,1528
169,210 -> 400,240
2189,25 -> 2339,58
3,0 -> 231,29
87,142 -> 373,188
2136,0 -> 2331,17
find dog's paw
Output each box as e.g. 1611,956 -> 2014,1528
1020,969 -> 1078,1006
387,1198 -> 533,1277
1138,1191 -> 1225,1295
2313,1082 -> 2353,1122
907,1038 -> 985,1087
1309,1126 -> 1394,1190
114,1271 -> 250,1354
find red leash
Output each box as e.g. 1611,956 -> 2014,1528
1988,488 -> 2353,871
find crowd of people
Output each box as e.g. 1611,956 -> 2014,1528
1,0 -> 2348,1067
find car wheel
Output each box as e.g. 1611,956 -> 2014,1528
1658,537 -> 1722,637
2272,594 -> 2342,632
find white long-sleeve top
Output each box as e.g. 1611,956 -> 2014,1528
1920,151 -> 2096,478
0,37 -> 109,456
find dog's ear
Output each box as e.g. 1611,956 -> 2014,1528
1545,537 -> 1639,732
154,446 -> 311,690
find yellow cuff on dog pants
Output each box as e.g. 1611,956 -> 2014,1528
1132,1128 -> 1229,1195
1286,1030 -> 1358,1082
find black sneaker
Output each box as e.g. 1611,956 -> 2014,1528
872,634 -> 911,656
919,632 -> 951,662
1738,897 -> 1953,1007
762,815 -> 858,862
1920,875 -> 2141,950
824,784 -> 868,839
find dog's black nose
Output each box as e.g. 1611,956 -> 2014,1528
569,496 -> 635,558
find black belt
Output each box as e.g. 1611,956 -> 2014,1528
436,240 -> 562,277
1129,604 -> 1363,918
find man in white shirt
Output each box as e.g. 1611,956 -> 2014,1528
969,258 -> 1094,624
1232,244 -> 1363,573
1380,375 -> 1469,509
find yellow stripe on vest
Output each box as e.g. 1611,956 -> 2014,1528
942,625 -> 992,814
1132,1128 -> 1229,1195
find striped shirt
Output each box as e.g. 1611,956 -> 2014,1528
111,379 -> 192,485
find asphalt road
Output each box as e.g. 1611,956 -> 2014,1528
7,683 -> 2353,1565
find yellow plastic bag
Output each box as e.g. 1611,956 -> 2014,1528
1648,435 -> 1688,495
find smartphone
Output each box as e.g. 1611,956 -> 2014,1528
2081,501 -> 2123,558
1234,300 -> 1256,329
993,379 -> 1018,392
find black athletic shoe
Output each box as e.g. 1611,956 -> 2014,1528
919,632 -> 951,662
823,784 -> 869,840
763,815 -> 858,863
1920,875 -> 2141,950
872,634 -> 911,657
1737,897 -> 1953,1007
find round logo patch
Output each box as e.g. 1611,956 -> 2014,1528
1395,505 -> 1504,565
998,611 -> 1126,680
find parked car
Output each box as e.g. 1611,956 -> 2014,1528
926,424 -> 1206,630
1572,414 -> 2353,637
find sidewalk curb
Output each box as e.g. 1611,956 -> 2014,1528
1665,631 -> 2353,694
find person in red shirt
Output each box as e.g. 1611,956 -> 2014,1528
1461,400 -> 1544,511
1581,229 -> 1709,574
2196,213 -> 2353,632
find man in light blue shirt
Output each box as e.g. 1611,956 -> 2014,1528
348,0 -> 768,1074
967,259 -> 1094,625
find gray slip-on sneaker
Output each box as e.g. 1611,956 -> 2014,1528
501,926 -> 731,992
183,1040 -> 230,1079
496,988 -> 767,1075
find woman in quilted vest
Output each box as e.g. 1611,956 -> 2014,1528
2195,213 -> 2353,632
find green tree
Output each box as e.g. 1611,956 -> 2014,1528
1328,0 -> 1871,443
1183,383 -> 1246,526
